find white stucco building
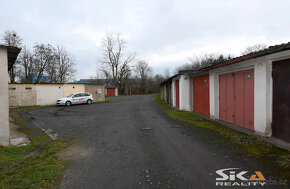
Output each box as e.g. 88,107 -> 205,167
0,45 -> 21,146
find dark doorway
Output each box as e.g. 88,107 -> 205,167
272,59 -> 290,142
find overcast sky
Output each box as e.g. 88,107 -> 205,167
1,0 -> 290,80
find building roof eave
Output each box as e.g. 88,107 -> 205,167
0,45 -> 22,71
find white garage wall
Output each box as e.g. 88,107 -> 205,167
209,49 -> 290,136
171,79 -> 176,107
0,47 -> 9,146
36,84 -> 64,105
180,75 -> 191,111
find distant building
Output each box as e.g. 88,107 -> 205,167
8,83 -> 105,106
20,75 -> 51,83
76,79 -> 118,97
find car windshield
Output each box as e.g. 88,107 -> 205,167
66,94 -> 74,97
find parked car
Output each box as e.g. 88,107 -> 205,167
57,92 -> 94,107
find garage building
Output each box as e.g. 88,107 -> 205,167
8,83 -> 105,107
161,42 -> 290,142
0,45 -> 21,146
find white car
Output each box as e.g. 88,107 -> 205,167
57,92 -> 94,107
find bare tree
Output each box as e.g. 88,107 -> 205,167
17,46 -> 35,83
2,30 -> 23,82
134,60 -> 153,93
135,60 -> 153,85
241,44 -> 268,55
33,44 -> 54,83
17,45 -> 76,83
54,45 -> 76,83
164,68 -> 171,78
100,31 -> 135,93
174,53 -> 232,74
152,74 -> 165,93
2,30 -> 22,47
46,55 -> 58,83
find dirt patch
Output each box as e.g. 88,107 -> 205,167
58,144 -> 92,160
10,123 -> 30,146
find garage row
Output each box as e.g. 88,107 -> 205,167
8,83 -> 105,107
161,42 -> 290,143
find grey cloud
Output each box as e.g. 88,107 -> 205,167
1,0 -> 290,79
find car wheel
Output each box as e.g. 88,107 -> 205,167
65,101 -> 71,107
87,99 -> 92,105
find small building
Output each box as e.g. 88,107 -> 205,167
0,45 -> 21,146
161,42 -> 290,143
75,79 -> 118,97
8,83 -> 105,107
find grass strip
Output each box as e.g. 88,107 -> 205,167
0,108 -> 72,189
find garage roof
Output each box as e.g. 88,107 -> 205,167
161,42 -> 290,85
205,42 -> 290,70
0,45 -> 21,71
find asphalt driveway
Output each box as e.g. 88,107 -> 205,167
21,95 -> 287,189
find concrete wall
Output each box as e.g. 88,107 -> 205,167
179,75 -> 191,111
0,47 -> 9,146
9,84 -> 37,107
9,83 -> 105,107
36,84 -> 64,105
84,85 -> 105,102
171,75 -> 191,111
171,78 -> 177,107
63,84 -> 85,97
209,49 -> 290,136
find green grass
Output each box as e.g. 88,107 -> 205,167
0,139 -> 71,189
9,110 -> 27,125
0,108 -> 72,189
11,105 -> 57,111
154,95 -> 290,180
9,105 -> 57,125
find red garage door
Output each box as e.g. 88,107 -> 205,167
107,88 -> 115,97
175,80 -> 179,108
193,75 -> 210,116
219,69 -> 254,130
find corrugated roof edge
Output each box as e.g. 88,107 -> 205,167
204,41 -> 290,71
161,41 -> 290,85
0,45 -> 22,71
160,74 -> 180,85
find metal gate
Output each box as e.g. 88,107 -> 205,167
219,69 -> 254,130
272,59 -> 290,142
107,88 -> 115,97
175,80 -> 179,108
